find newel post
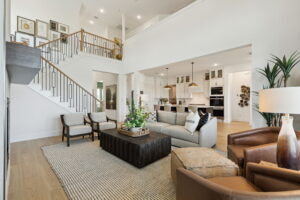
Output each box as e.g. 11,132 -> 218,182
80,29 -> 84,52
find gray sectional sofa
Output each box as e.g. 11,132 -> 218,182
145,111 -> 217,148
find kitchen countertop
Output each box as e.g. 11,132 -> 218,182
155,104 -> 214,108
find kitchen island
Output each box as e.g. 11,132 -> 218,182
154,104 -> 214,113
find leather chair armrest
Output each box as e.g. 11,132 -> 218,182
177,168 -> 222,200
244,143 -> 277,166
246,162 -> 300,192
228,127 -> 279,145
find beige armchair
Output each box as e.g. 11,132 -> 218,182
88,112 -> 117,139
60,113 -> 93,147
177,162 -> 300,200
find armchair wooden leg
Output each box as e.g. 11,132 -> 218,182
62,127 -> 65,142
91,132 -> 94,141
67,136 -> 70,147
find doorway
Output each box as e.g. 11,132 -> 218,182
228,71 -> 251,123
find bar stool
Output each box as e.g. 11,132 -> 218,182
176,106 -> 186,113
154,105 -> 160,111
188,105 -> 198,113
164,105 -> 171,112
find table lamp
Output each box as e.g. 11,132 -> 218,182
259,87 -> 300,170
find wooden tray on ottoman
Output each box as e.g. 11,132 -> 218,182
118,128 -> 150,137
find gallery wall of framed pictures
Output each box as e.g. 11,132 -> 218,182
14,16 -> 70,48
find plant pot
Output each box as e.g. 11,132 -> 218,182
130,127 -> 142,133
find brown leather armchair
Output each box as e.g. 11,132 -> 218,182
176,162 -> 300,200
228,127 -> 277,170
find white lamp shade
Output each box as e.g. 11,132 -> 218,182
259,87 -> 300,114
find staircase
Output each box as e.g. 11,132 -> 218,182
28,30 -> 123,113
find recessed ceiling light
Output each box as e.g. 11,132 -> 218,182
213,63 -> 218,67
160,73 -> 164,76
137,15 -> 142,20
89,20 -> 94,24
99,8 -> 105,13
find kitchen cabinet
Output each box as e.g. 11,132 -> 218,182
210,68 -> 224,87
176,83 -> 192,99
154,77 -> 168,99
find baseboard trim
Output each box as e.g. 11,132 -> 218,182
10,130 -> 61,143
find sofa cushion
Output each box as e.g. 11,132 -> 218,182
145,122 -> 171,133
147,111 -> 157,122
196,112 -> 209,131
64,113 -> 84,126
69,125 -> 91,136
208,176 -> 261,192
157,111 -> 176,125
176,112 -> 188,126
162,125 -> 199,143
227,144 -> 252,167
93,121 -> 116,130
91,112 -> 107,122
185,112 -> 200,133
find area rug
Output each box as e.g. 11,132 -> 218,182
42,140 -> 176,200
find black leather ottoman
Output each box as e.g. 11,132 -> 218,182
100,129 -> 171,168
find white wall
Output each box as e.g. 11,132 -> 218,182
11,0 -> 82,34
92,71 -> 118,120
123,0 -> 300,128
59,52 -> 124,93
0,0 -> 6,198
10,84 -> 69,142
229,71 -> 251,122
10,0 -> 119,38
224,65 -> 251,123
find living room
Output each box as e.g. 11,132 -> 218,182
2,0 -> 300,200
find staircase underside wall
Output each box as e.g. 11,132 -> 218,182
10,84 -> 69,143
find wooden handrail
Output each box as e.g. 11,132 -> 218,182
36,31 -> 81,48
83,30 -> 117,44
41,57 -> 100,103
36,29 -> 122,49
80,41 -> 116,51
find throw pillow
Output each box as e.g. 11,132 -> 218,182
185,112 -> 200,133
196,113 -> 209,131
147,111 -> 157,122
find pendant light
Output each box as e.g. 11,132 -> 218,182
188,62 -> 198,87
164,68 -> 172,89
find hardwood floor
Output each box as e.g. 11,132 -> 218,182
7,121 -> 251,200
8,137 -> 68,200
216,121 -> 251,152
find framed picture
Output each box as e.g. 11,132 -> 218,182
49,31 -> 60,49
106,85 -> 117,110
15,32 -> 34,47
60,33 -> 68,44
35,37 -> 48,47
17,16 -> 35,35
58,23 -> 69,34
185,76 -> 190,83
35,20 -> 48,39
49,20 -> 58,31
205,72 -> 210,80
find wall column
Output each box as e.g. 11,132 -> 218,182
117,74 -> 127,122
121,14 -> 126,44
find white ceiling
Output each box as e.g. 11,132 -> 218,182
141,45 -> 252,77
79,0 -> 196,30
